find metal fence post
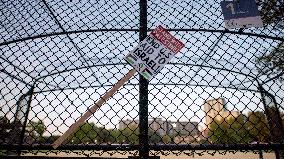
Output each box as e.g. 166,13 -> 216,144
139,0 -> 149,158
18,85 -> 35,156
259,85 -> 284,159
259,150 -> 263,159
267,92 -> 284,159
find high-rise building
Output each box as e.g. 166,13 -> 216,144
203,98 -> 240,136
204,98 -> 226,126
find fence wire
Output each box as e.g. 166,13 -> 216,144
0,0 -> 284,158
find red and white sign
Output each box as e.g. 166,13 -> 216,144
124,26 -> 185,80
150,25 -> 184,54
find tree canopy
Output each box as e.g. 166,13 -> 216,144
26,120 -> 46,143
259,0 -> 284,26
256,43 -> 284,81
208,112 -> 271,144
256,0 -> 284,80
0,116 -> 13,143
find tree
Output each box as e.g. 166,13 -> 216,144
70,123 -> 128,144
0,116 -> 12,143
149,130 -> 161,144
256,0 -> 283,79
258,0 -> 284,26
208,119 -> 230,144
120,126 -> 139,144
96,127 -> 111,144
245,111 -> 270,142
162,135 -> 172,144
256,44 -> 284,80
265,107 -> 284,142
27,120 -> 46,143
208,114 -> 255,144
108,129 -> 119,143
70,122 -> 99,144
227,114 -> 252,143
112,129 -> 127,144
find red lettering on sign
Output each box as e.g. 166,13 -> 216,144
150,25 -> 185,54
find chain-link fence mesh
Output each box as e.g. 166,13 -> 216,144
0,0 -> 284,158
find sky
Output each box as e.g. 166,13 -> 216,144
0,0 -> 284,136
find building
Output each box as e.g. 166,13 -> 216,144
149,118 -> 167,136
174,121 -> 199,136
203,98 -> 240,137
118,119 -> 139,129
118,118 -> 199,137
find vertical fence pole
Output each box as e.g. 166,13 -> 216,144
259,150 -> 263,159
259,85 -> 284,159
18,85 -> 34,156
17,86 -> 34,156
267,92 -> 284,159
139,0 -> 149,158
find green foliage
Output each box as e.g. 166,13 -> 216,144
70,122 -> 99,144
256,44 -> 284,79
208,119 -> 230,144
121,127 -> 139,144
107,125 -> 140,144
246,111 -> 270,142
0,116 -> 12,143
162,135 -> 172,144
259,0 -> 284,26
29,120 -> 46,137
149,130 -> 161,144
69,123 -> 140,144
27,120 -> 46,143
108,129 -> 120,143
96,127 -> 111,144
256,0 -> 283,79
208,112 -> 270,144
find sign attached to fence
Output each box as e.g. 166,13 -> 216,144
124,25 -> 185,80
52,26 -> 184,149
220,0 -> 263,29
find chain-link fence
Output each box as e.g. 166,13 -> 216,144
0,0 -> 284,158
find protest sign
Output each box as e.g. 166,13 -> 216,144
52,26 -> 184,148
125,25 -> 184,80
